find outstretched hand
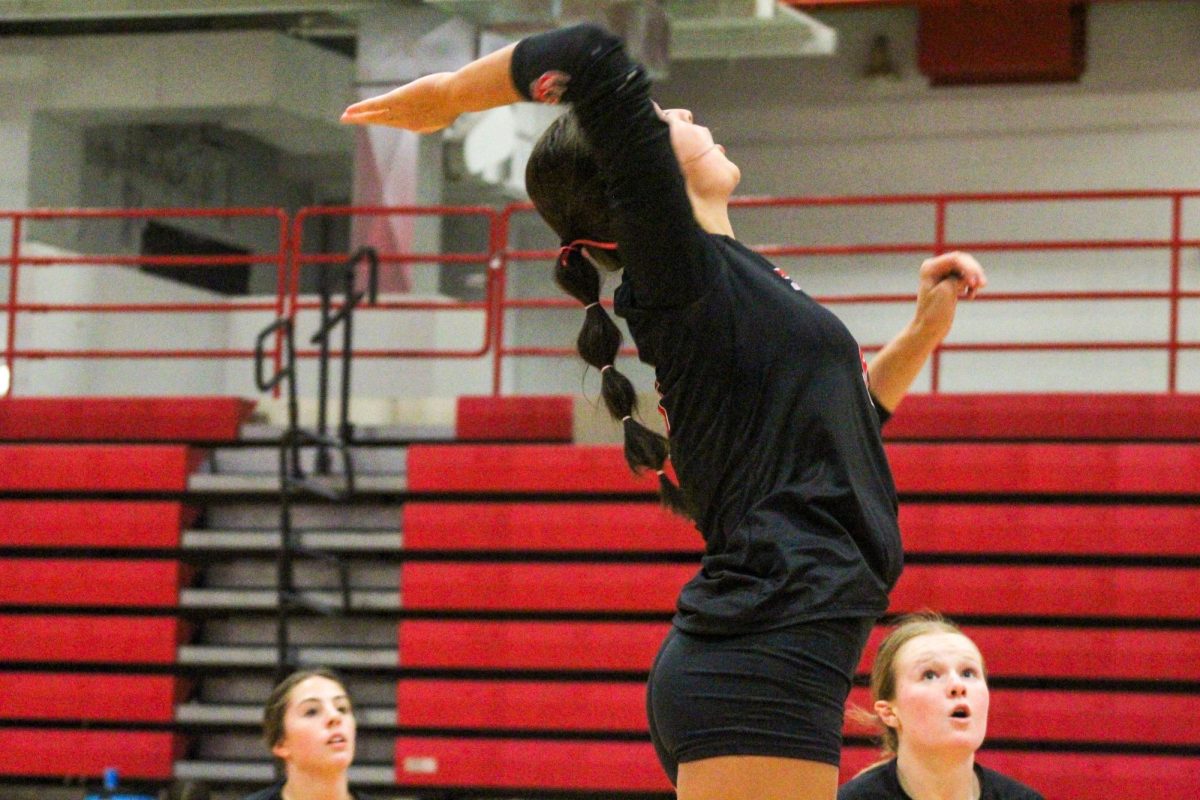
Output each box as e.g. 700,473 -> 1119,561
340,73 -> 460,134
340,44 -> 522,134
867,251 -> 986,411
911,251 -> 987,344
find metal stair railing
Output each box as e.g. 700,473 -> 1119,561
252,246 -> 379,684
313,245 -> 379,480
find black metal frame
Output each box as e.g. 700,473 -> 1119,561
253,246 -> 379,685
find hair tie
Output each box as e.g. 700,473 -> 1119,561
621,415 -> 632,423
584,302 -> 599,311
655,469 -> 666,477
558,238 -> 619,268
600,364 -> 613,374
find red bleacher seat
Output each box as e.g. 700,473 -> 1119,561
0,729 -> 180,779
899,502 -> 1200,555
398,620 -> 1200,683
890,563 -> 1199,619
395,736 -> 671,793
399,620 -> 668,671
0,559 -> 184,607
0,615 -> 186,663
398,679 -> 647,731
407,500 -> 1200,556
407,444 -> 657,493
885,393 -> 1200,441
455,396 -> 573,441
0,397 -> 253,441
403,501 -> 699,552
408,441 -> 1200,495
0,500 -> 193,548
0,673 -> 177,722
401,561 -> 1195,618
888,442 -> 1200,494
402,563 -> 692,612
0,445 -> 200,491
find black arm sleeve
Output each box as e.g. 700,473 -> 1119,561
511,24 -> 717,309
869,391 -> 892,428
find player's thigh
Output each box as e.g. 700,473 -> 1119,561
676,754 -> 839,800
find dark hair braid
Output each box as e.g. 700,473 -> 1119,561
555,245 -> 693,518
529,110 -> 693,519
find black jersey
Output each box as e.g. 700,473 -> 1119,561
838,759 -> 1045,800
241,782 -> 374,800
512,25 -> 902,635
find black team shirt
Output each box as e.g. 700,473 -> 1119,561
513,25 -> 902,635
838,760 -> 1045,800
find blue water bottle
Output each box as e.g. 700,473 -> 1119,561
84,767 -> 156,800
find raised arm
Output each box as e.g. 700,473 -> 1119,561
340,44 -> 521,133
867,251 -> 987,413
344,25 -> 715,310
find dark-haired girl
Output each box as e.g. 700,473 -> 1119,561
243,669 -> 372,800
342,24 -> 985,800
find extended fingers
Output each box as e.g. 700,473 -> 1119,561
340,85 -> 412,123
340,107 -> 391,124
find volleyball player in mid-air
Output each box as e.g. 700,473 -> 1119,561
342,23 -> 985,800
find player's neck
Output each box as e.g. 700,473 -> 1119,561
688,192 -> 734,237
281,770 -> 352,800
894,749 -> 980,800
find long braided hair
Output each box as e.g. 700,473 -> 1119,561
526,111 -> 691,518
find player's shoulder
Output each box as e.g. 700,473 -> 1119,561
838,760 -> 898,800
979,764 -> 1045,800
240,784 -> 282,800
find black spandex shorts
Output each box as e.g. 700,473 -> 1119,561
645,616 -> 874,785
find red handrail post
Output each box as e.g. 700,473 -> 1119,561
272,208 -> 292,400
930,198 -> 948,393
487,208 -> 506,396
1168,194 -> 1183,393
4,215 -> 20,398
492,205 -> 515,396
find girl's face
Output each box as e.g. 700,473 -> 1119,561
272,676 -> 356,774
877,632 -> 989,757
656,105 -> 741,201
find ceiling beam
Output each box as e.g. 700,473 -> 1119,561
0,0 -> 380,21
783,0 -> 1160,7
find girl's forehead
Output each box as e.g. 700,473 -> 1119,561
288,676 -> 347,705
895,631 -> 982,668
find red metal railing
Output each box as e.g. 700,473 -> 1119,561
2,207 -> 290,396
492,189 -> 1200,394
290,205 -> 500,362
2,190 -> 1197,398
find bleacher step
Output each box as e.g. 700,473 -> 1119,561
176,703 -> 396,727
188,473 -> 406,494
177,645 -> 398,668
173,761 -> 396,785
202,445 -> 408,475
182,530 -> 401,553
238,422 -> 455,443
205,503 -> 401,530
179,588 -> 400,611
